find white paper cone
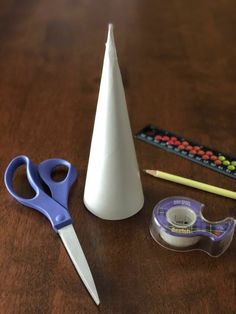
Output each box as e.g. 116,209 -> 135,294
83,24 -> 144,220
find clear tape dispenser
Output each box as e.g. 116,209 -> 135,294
150,196 -> 235,257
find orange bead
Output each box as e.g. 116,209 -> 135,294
186,145 -> 193,151
178,145 -> 185,150
210,155 -> 217,161
197,150 -> 205,156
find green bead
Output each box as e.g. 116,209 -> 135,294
218,156 -> 226,161
223,160 -> 230,166
228,165 -> 235,171
231,161 -> 236,166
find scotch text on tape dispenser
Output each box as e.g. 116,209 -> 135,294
150,196 -> 235,257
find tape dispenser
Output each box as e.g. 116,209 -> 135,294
150,196 -> 235,257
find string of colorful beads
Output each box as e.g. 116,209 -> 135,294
154,134 -> 236,171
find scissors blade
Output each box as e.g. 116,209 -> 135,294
58,224 -> 100,305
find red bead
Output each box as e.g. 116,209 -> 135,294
206,151 -> 213,156
189,150 -> 197,155
162,136 -> 170,142
155,135 -> 162,141
193,146 -> 200,151
210,155 -> 217,161
197,150 -> 205,156
214,160 -> 222,166
202,155 -> 209,160
174,140 -> 181,146
182,141 -> 189,146
178,145 -> 185,150
171,136 -> 177,141
167,140 -> 174,145
186,145 -> 193,151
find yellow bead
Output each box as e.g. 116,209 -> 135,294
218,156 -> 226,161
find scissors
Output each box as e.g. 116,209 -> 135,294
4,155 -> 100,305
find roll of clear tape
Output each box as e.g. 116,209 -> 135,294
159,229 -> 200,247
150,196 -> 235,257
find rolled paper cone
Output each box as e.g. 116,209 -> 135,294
83,24 -> 144,220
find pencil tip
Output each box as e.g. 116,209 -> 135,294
144,170 -> 156,176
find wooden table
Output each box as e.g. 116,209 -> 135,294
0,0 -> 235,313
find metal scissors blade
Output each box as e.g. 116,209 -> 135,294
58,224 -> 100,305
4,155 -> 100,305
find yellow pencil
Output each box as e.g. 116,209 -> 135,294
144,169 -> 236,200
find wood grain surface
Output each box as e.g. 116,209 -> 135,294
0,0 -> 235,313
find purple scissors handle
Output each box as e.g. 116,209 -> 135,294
4,155 -> 77,231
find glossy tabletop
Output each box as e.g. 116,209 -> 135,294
0,0 -> 235,313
